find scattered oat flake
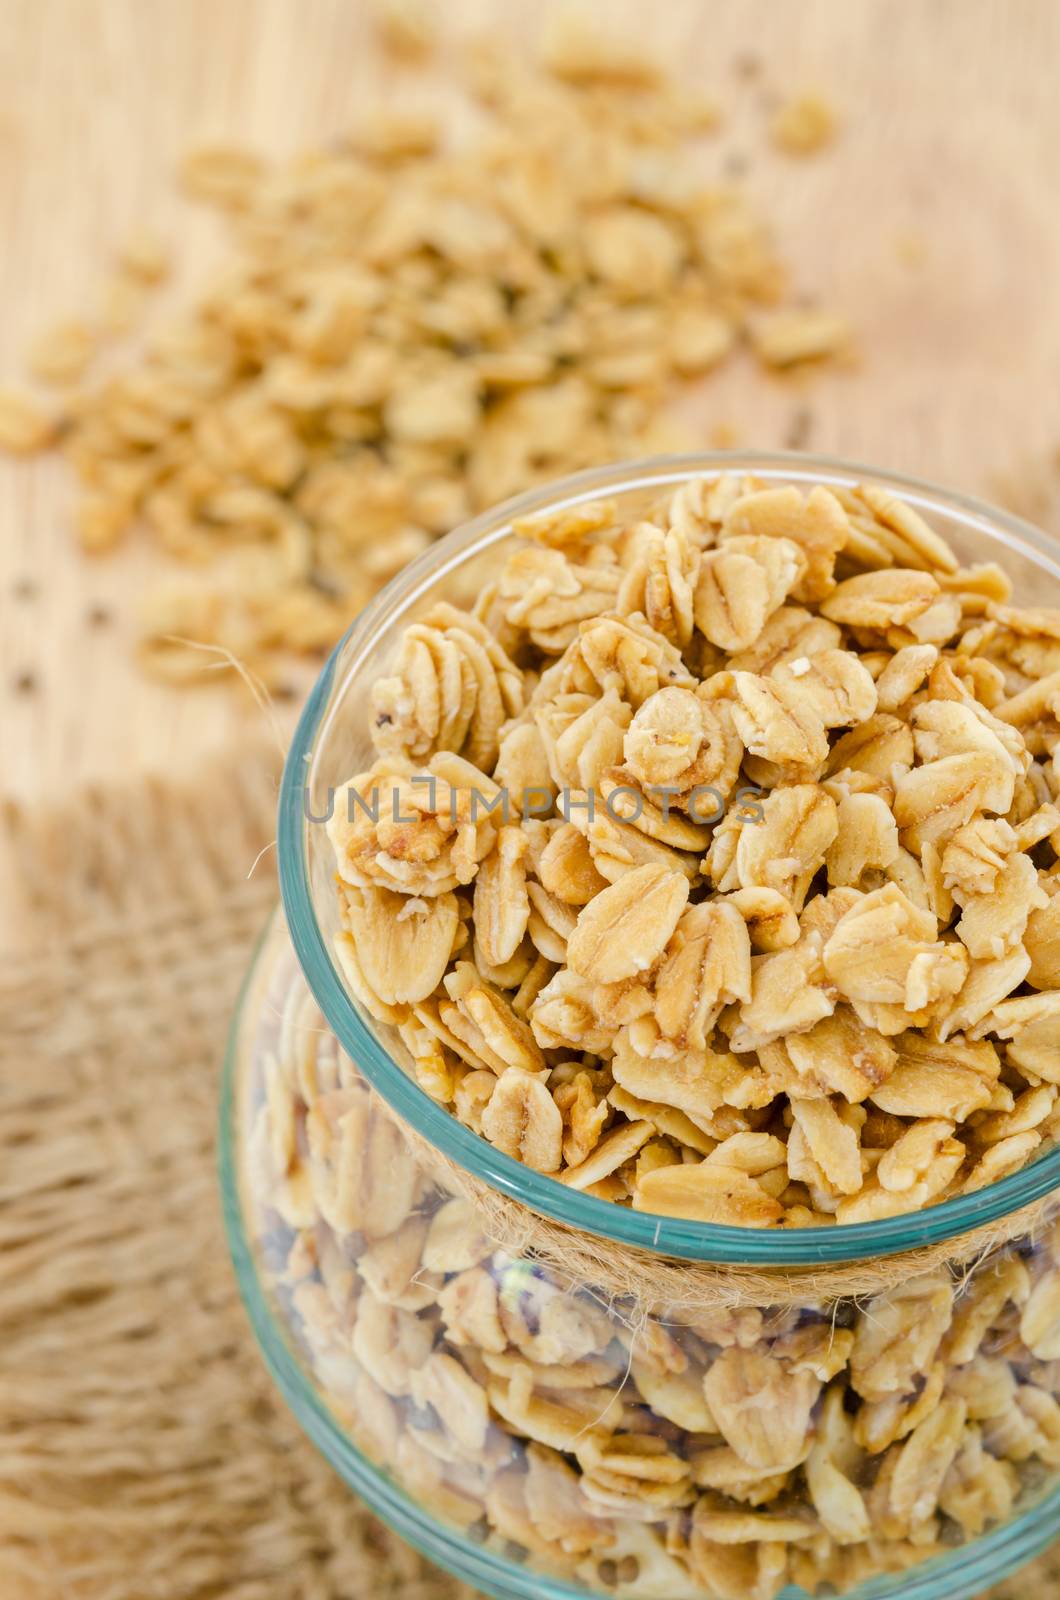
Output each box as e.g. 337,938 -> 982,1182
179,143 -> 265,205
752,309 -> 851,368
543,11 -> 661,85
27,319 -> 96,386
369,0 -> 436,58
0,388 -> 56,454
117,228 -> 171,283
771,92 -> 840,155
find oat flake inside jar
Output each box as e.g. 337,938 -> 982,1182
223,454 -> 1060,1600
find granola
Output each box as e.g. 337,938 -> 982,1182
325,472 -> 1060,1227
245,952 -> 1060,1600
0,35 -> 846,689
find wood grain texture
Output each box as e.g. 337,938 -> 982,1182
2,0 -> 1060,806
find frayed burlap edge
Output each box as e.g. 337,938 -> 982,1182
0,743 -> 472,1600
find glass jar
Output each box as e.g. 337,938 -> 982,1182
222,454 -> 1060,1600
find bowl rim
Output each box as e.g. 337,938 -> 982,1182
278,449 -> 1060,1266
219,915 -> 1060,1600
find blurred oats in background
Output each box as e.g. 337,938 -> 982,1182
2,0 -> 1057,809
3,3 -> 854,697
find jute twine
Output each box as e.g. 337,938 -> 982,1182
378,1103 -> 1058,1314
1,745 -> 1055,1600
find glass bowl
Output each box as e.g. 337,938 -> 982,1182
223,453 -> 1060,1598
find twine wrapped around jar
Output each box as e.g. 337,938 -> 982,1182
374,1090 -> 1059,1312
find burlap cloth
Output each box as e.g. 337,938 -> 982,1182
0,743 -> 1054,1599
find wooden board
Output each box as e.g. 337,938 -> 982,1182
3,0 -> 1060,806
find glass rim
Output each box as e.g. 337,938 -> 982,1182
277,449 -> 1060,1266
219,915 -> 1060,1600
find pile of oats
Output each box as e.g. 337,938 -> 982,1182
248,958 -> 1060,1598
0,30 -> 847,686
327,472 -> 1060,1227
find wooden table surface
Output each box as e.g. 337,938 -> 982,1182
3,0 -> 1060,809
